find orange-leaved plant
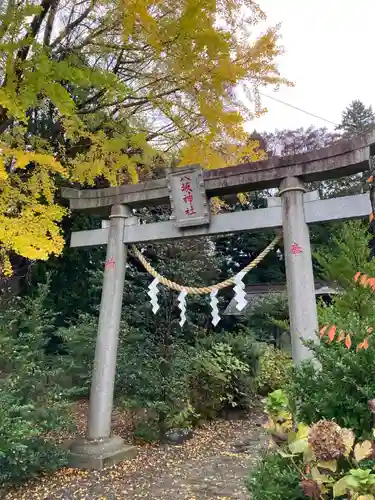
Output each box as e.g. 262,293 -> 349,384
319,272 -> 374,351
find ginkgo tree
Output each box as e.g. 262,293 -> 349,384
0,0 -> 290,274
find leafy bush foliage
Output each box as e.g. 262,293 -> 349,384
256,344 -> 293,395
289,339 -> 375,439
120,335 -> 258,426
189,333 -> 260,418
0,285 -> 71,484
120,334 -> 195,434
133,420 -> 160,444
189,343 -> 248,418
241,293 -> 289,346
288,221 -> 375,439
57,313 -> 98,397
59,316 -> 195,434
0,390 -> 68,484
262,390 -> 293,444
223,329 -> 262,372
256,388 -> 375,499
249,222 -> 375,499
0,266 -> 262,485
58,315 -> 143,399
166,401 -> 198,429
262,412 -> 375,499
264,389 -> 291,420
62,316 -> 261,429
246,452 -> 306,500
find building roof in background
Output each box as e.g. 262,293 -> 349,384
224,281 -> 339,316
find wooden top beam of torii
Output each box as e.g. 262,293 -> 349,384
61,129 -> 375,215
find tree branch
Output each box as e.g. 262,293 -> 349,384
50,0 -> 95,49
17,0 -> 57,62
0,0 -> 58,132
75,49 -> 124,110
77,87 -> 181,115
43,0 -> 60,46
0,0 -> 15,43
0,114 -> 12,134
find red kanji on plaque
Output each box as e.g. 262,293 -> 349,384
105,257 -> 115,270
291,242 -> 303,255
183,192 -> 193,204
185,206 -> 197,216
180,176 -> 192,193
180,175 -> 196,216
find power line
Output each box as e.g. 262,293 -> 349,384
259,92 -> 339,127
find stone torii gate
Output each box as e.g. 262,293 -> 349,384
61,131 -> 375,469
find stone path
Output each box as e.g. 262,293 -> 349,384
3,408 -> 266,500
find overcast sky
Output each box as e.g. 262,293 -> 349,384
247,0 -> 375,133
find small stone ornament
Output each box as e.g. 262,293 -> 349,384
148,278 -> 160,314
164,428 -> 194,445
233,271 -> 248,311
210,289 -> 220,326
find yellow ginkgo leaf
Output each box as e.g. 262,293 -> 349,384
317,460 -> 337,472
311,466 -> 332,483
289,438 -> 309,455
296,422 -> 310,440
354,440 -> 373,462
341,428 -> 355,456
333,476 -> 349,498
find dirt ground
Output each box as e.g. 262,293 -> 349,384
2,403 -> 266,500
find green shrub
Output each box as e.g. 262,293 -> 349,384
245,452 -> 306,500
189,346 -> 228,418
241,293 -> 289,346
134,420 -> 160,443
256,345 -> 293,395
192,331 -> 260,414
264,389 -> 290,420
57,313 -> 98,397
58,315 -> 150,399
220,332 -> 260,409
0,389 -> 69,484
189,342 -> 252,418
223,329 -> 261,372
166,401 -> 198,429
288,221 -> 375,439
261,401 -> 375,499
60,316 -> 259,430
60,312 -> 197,433
119,332 -> 195,433
0,285 -> 72,484
288,339 -> 375,439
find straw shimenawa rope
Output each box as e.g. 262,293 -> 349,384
131,234 -> 281,295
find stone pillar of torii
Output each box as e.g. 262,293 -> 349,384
62,131 -> 375,469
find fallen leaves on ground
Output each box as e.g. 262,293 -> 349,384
2,401 -> 266,500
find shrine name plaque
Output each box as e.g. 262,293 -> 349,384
167,165 -> 210,228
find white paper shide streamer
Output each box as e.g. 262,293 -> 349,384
148,278 -> 160,314
210,289 -> 220,326
178,289 -> 188,327
233,271 -> 248,311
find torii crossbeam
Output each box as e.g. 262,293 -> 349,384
62,130 -> 375,470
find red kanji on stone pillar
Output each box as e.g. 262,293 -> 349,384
291,242 -> 303,255
105,257 -> 116,270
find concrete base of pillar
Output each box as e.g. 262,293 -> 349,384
68,435 -> 136,470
